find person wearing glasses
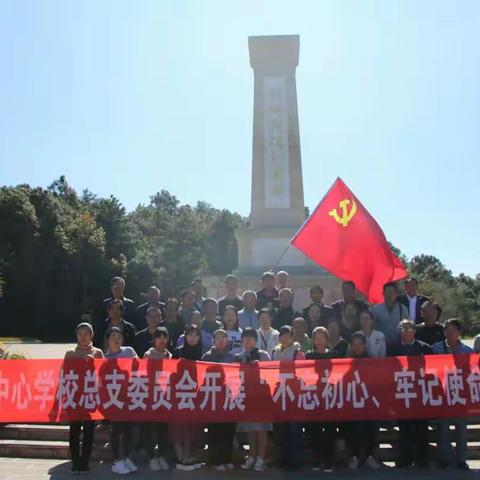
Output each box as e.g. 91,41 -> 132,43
387,320 -> 431,469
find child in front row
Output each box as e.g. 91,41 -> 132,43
345,332 -> 380,471
143,327 -> 171,471
171,325 -> 204,470
236,327 -> 271,472
65,322 -> 104,474
104,327 -> 139,475
272,326 -> 305,470
306,326 -> 337,471
202,329 -> 236,471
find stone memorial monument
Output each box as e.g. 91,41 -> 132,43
204,35 -> 341,307
236,34 -> 309,270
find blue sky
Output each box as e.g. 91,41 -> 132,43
1,0 -> 479,275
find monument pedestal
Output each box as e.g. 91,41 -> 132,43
237,226 -> 307,271
234,226 -> 338,310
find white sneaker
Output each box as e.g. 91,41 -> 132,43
124,458 -> 138,472
365,455 -> 380,470
176,460 -> 194,471
225,463 -> 235,470
111,460 -> 130,475
188,457 -> 203,469
149,458 -> 161,471
253,457 -> 266,472
182,457 -> 201,470
213,464 -> 227,471
348,456 -> 359,470
158,457 -> 169,470
241,456 -> 256,470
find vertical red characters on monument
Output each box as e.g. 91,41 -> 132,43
291,177 -> 407,303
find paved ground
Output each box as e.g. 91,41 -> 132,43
0,458 -> 478,480
2,342 -> 75,359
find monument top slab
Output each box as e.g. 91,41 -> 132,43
248,35 -> 299,70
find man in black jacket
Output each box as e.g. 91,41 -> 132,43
256,271 -> 279,311
272,288 -> 301,331
398,277 -> 429,324
387,319 -> 432,357
415,301 -> 445,346
134,306 -> 163,357
217,274 -> 243,316
161,297 -> 185,352
331,280 -> 368,338
100,277 -> 136,327
94,298 -> 136,351
302,285 -> 334,322
135,286 -> 165,331
388,319 -> 431,468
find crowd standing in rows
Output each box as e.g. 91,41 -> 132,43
65,272 -> 478,474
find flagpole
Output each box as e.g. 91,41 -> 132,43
270,177 -> 343,272
270,242 -> 292,272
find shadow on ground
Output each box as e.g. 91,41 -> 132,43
44,460 -> 480,480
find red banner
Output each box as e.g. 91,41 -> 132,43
0,355 -> 480,423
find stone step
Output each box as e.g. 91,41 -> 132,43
1,423 -> 479,461
2,422 -> 480,443
1,438 -> 479,463
379,426 -> 480,443
376,443 -> 480,461
0,424 -> 109,442
0,439 -> 111,461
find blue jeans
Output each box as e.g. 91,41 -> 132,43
439,418 -> 467,463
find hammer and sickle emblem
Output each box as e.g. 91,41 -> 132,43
329,199 -> 357,227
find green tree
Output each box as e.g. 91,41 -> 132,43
0,186 -> 39,335
55,211 -> 106,309
409,254 -> 453,284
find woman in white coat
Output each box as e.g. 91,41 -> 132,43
256,308 -> 279,358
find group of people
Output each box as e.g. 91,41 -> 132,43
65,271 -> 477,474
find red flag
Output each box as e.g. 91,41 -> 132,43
292,178 -> 406,303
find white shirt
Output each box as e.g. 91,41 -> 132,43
256,327 -> 279,358
364,329 -> 386,357
407,294 -> 417,322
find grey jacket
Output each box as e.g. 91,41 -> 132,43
201,348 -> 235,363
235,348 -> 271,363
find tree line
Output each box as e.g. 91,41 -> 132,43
0,176 -> 478,339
